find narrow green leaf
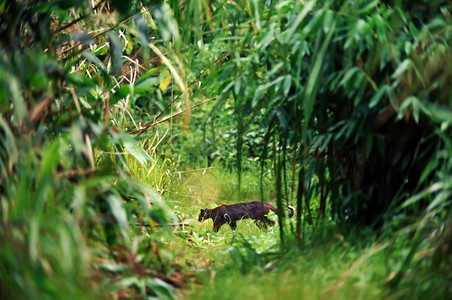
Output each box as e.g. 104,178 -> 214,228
35,139 -> 60,214
134,77 -> 159,93
425,103 -> 452,123
374,14 -> 387,42
418,159 -> 439,187
392,59 -> 412,80
369,85 -> 389,108
234,78 -> 241,95
108,32 -> 123,75
136,68 -> 160,82
252,86 -> 263,108
8,75 -> 27,125
412,97 -> 420,123
355,19 -> 367,34
359,0 -> 379,14
251,0 -> 261,29
113,85 -> 131,102
135,15 -> 149,47
400,180 -> 452,210
427,191 -> 450,212
122,134 -> 152,166
152,4 -> 180,45
30,218 -> 39,263
283,75 -> 291,96
92,43 -> 110,56
0,117 -> 18,172
339,67 -> 360,88
82,50 -> 107,74
71,31 -> 95,45
323,10 -> 334,33
284,1 -> 315,43
267,62 -> 284,78
146,278 -> 177,299
303,20 -> 336,140
107,194 -> 129,240
276,109 -> 288,130
257,27 -> 274,49
58,228 -> 73,273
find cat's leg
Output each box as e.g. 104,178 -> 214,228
229,221 -> 237,230
254,220 -> 266,229
263,217 -> 275,227
213,222 -> 223,232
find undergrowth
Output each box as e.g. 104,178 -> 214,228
132,159 -> 451,300
2,1 -> 451,299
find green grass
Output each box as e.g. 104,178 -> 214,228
129,164 -> 391,300
133,163 -> 450,300
2,146 -> 449,300
181,222 -> 389,300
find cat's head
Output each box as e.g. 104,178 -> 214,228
198,208 -> 209,222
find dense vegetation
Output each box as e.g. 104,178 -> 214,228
1,0 -> 451,299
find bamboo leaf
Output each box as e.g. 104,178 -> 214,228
146,278 -> 177,299
234,77 -> 241,95
135,77 -> 159,92
108,32 -> 123,75
82,50 -> 107,74
122,134 -> 153,166
303,20 -> 336,140
392,59 -> 412,80
257,26 -> 274,49
0,117 -> 18,172
425,103 -> 452,123
323,10 -> 334,33
71,31 -> 95,45
8,75 -> 27,125
426,191 -> 450,212
369,85 -> 389,108
107,194 -> 129,240
35,139 -> 60,214
284,1 -> 315,43
135,15 -> 149,47
283,75 -> 291,96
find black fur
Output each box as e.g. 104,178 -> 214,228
198,201 -> 295,232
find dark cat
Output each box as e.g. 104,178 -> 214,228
198,201 -> 295,232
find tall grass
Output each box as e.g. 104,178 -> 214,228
185,223 -> 384,300
137,160 -> 450,300
2,1 -> 451,299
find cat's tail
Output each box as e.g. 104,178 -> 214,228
287,205 -> 295,218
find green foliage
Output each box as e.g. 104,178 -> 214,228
2,0 -> 452,299
0,0 -> 186,298
164,1 -> 452,297
192,225 -> 384,300
167,0 -> 452,232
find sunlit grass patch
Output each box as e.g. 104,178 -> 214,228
190,229 -> 390,300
